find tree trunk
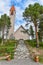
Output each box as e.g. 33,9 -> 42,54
1,29 -> 4,45
5,31 -> 8,42
35,26 -> 39,48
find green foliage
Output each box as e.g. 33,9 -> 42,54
39,55 -> 43,63
0,14 -> 11,44
26,40 -> 36,47
38,15 -> 43,41
29,25 -> 34,39
23,3 -> 43,46
23,3 -> 43,23
0,40 -> 17,59
26,40 -> 43,48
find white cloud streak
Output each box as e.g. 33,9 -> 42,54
0,0 -> 43,31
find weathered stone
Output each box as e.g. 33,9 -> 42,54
14,40 -> 29,59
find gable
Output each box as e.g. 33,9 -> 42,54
14,25 -> 29,40
14,25 -> 28,34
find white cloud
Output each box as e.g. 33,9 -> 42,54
38,0 -> 43,5
23,0 -> 37,8
0,0 -> 11,16
0,0 -> 43,31
16,6 -> 24,20
15,0 -> 37,30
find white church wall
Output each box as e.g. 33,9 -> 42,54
14,26 -> 29,40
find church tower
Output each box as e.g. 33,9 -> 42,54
8,5 -> 16,39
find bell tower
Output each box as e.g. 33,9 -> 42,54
8,5 -> 16,39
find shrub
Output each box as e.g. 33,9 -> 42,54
26,40 -> 36,47
26,40 -> 43,48
0,40 -> 17,59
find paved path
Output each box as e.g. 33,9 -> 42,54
0,59 -> 43,65
0,40 -> 43,65
14,39 -> 29,59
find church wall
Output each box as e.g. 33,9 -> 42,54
14,27 -> 29,40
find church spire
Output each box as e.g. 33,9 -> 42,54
10,5 -> 15,11
10,5 -> 15,15
8,2 -> 16,39
10,0 -> 15,15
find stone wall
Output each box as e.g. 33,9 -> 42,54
14,26 -> 29,40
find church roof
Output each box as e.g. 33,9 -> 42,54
14,25 -> 29,35
10,5 -> 15,11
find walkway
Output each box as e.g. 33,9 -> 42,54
14,39 -> 29,59
0,40 -> 43,65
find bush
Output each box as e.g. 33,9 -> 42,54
39,42 -> 43,47
26,40 -> 43,48
0,40 -> 17,59
26,40 -> 36,47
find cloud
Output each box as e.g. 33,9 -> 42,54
38,0 -> 43,5
14,0 -> 37,30
12,0 -> 43,31
23,0 -> 37,8
16,6 -> 23,20
0,0 -> 11,17
0,0 -> 43,31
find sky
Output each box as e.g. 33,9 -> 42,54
0,0 -> 43,31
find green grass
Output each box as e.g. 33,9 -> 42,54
25,40 -> 36,47
25,40 -> 43,63
0,40 -> 17,59
39,55 -> 43,63
25,40 -> 43,48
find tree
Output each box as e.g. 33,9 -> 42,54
4,15 -> 11,40
29,25 -> 34,39
23,3 -> 43,47
0,19 -> 3,38
38,15 -> 43,41
0,14 -> 11,45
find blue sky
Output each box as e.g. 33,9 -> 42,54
0,0 -> 43,31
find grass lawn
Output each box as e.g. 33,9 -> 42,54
39,55 -> 43,63
0,40 -> 17,60
25,40 -> 43,63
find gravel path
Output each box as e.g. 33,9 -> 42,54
0,58 -> 43,65
0,40 -> 42,65
14,39 -> 29,59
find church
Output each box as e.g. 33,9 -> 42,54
8,5 -> 30,40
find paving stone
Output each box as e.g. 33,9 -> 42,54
0,40 -> 42,65
14,40 -> 29,59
